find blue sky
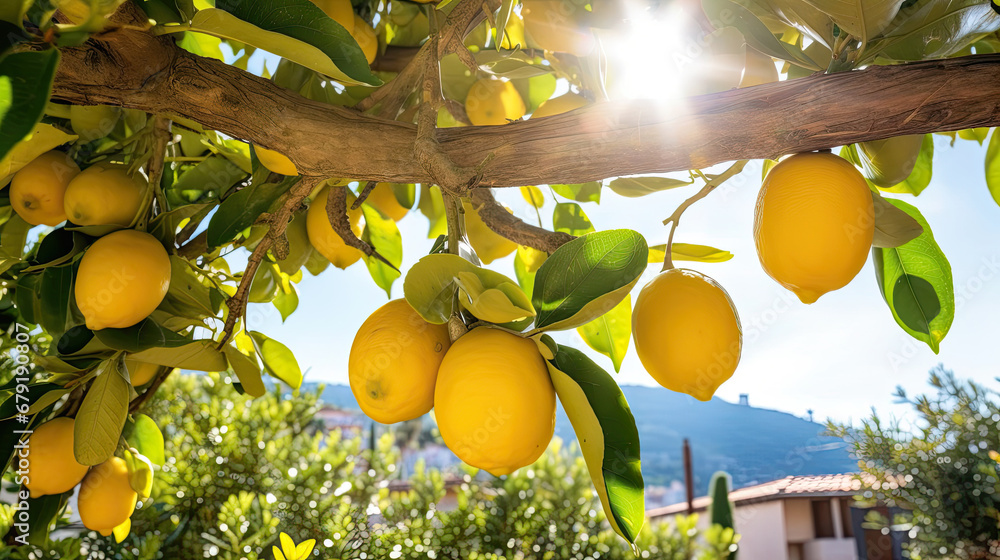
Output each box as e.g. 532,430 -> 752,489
242,135 -> 1000,426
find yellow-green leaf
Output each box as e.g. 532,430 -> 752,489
223,344 -> 266,398
74,358 -> 131,465
577,294 -> 631,373
520,186 -> 544,208
128,340 -> 227,372
0,123 -> 77,187
608,176 -> 694,198
647,243 -> 733,264
249,331 -> 302,389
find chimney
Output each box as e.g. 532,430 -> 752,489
683,438 -> 695,515
738,394 -> 749,406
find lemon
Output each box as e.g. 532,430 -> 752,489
311,0 -> 355,33
531,92 -> 588,119
857,135 -> 924,189
10,151 -> 80,226
23,417 -> 90,498
435,327 -> 555,475
365,183 -> 409,221
70,105 -> 121,142
521,0 -> 594,56
463,201 -> 516,264
349,299 -> 451,423
256,147 -> 298,176
63,163 -> 145,227
754,152 -> 874,304
351,16 -> 378,64
464,79 -> 526,126
78,457 -> 138,537
75,230 -> 171,330
123,357 -> 159,386
632,268 -> 742,401
306,186 -> 364,269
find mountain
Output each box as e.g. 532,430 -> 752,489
310,383 -> 855,491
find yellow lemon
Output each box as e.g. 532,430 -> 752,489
23,417 -> 90,498
349,299 -> 451,424
63,163 -> 145,227
434,327 -> 555,475
531,92 -> 588,118
10,151 -> 80,226
306,186 -> 364,269
256,146 -> 298,176
632,268 -> 742,402
123,357 -> 159,386
463,201 -> 517,264
75,230 -> 171,330
311,0 -> 355,33
365,183 -> 408,221
70,105 -> 121,142
521,0 -> 595,56
464,79 -> 526,126
78,457 -> 137,537
351,16 -> 378,64
754,152 -> 874,304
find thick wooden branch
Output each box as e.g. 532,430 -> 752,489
49,18 -> 1000,188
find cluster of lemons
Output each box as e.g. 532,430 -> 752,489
633,152 -> 874,401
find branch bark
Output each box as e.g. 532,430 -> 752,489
49,14 -> 1000,188
469,189 -> 575,253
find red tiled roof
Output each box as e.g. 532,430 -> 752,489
648,473 -> 869,518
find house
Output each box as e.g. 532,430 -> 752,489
648,473 -> 883,560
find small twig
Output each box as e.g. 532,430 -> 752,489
147,116 -> 172,213
352,181 -> 378,210
356,45 -> 430,118
325,185 -> 399,271
218,177 -> 318,347
443,190 -> 463,255
660,160 -> 748,271
128,366 -> 172,414
469,188 -> 574,253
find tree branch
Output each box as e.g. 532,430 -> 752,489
49,17 -> 1000,188
469,189 -> 575,253
324,185 -> 398,270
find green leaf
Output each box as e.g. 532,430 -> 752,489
478,55 -> 552,79
520,186 -> 544,208
75,358 -> 131,465
553,202 -> 594,236
0,383 -> 64,420
531,229 -> 648,332
700,0 -> 821,70
128,340 -> 227,372
171,154 -> 247,194
868,0 -> 999,61
403,253 -> 530,324
23,494 -> 65,546
872,199 -> 953,353
161,256 -> 217,319
0,0 -> 31,27
206,176 -> 291,247
0,123 -> 77,186
273,278 -> 299,322
123,448 -> 154,498
94,318 -> 192,353
128,413 -> 165,466
494,0 -> 516,51
844,135 -> 933,196
647,243 -> 734,264
513,248 -> 537,299
453,270 -> 534,324
510,72 -> 556,114
360,205 -> 403,298
249,330 -> 302,389
577,294 -> 631,373
223,344 -> 266,398
608,176 -> 694,198
872,192 -> 923,248
546,344 -> 643,544
38,264 -> 75,337
210,0 -> 379,86
551,182 -> 601,203
987,128 -> 1000,208
0,49 -> 60,162
810,0 -> 905,46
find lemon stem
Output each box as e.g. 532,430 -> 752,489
660,160 -> 749,272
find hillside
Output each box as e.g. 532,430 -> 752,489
313,383 -> 856,490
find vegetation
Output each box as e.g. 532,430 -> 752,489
1,0 -> 998,553
829,366 -> 1000,559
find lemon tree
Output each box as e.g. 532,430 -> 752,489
1,0 -> 999,553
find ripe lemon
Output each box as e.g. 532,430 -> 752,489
75,230 -> 171,330
256,147 -> 298,176
632,268 -> 742,401
78,457 -> 137,537
521,0 -> 594,56
531,92 -> 588,119
463,201 -> 517,264
63,163 -> 145,227
123,357 -> 159,386
754,152 -> 874,303
464,79 -> 526,126
10,151 -> 80,226
23,417 -> 90,498
352,16 -> 378,64
306,186 -> 364,269
365,183 -> 409,221
311,0 -> 355,33
349,299 -> 451,423
434,328 -> 555,475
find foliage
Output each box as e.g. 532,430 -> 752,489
828,366 -> 1000,559
1,372 -> 737,559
